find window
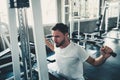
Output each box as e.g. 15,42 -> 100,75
0,0 -> 58,25
108,2 -> 119,17
41,0 -> 57,24
0,0 -> 8,24
63,0 -> 99,21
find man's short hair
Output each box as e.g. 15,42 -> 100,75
51,23 -> 69,34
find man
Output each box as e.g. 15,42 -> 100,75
45,23 -> 113,80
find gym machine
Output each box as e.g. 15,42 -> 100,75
1,0 -> 69,80
112,1 -> 120,30
70,0 -> 81,44
116,1 -> 120,30
96,0 -> 109,37
101,1 -> 120,40
1,0 -> 49,80
68,0 -> 106,48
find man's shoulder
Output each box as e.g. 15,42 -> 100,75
70,42 -> 81,47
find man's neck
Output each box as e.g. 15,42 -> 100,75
60,40 -> 70,49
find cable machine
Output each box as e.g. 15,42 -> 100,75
6,0 -> 49,80
69,0 -> 81,41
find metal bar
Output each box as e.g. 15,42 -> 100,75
56,0 -> 62,23
0,48 -> 10,57
2,34 -> 10,48
31,0 -> 49,80
69,0 -> 74,39
0,35 -> 6,49
0,62 -> 12,69
23,8 -> 33,80
99,1 -> 107,31
6,0 -> 21,80
17,8 -> 29,80
116,1 -> 120,29
105,4 -> 109,33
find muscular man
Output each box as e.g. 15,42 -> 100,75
45,23 -> 113,80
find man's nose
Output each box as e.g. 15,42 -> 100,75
52,37 -> 56,41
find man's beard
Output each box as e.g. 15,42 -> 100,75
56,39 -> 65,47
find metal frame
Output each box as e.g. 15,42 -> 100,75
56,0 -> 62,23
4,0 -> 49,80
31,0 -> 49,80
6,0 -> 21,80
69,0 -> 81,40
116,1 -> 120,29
0,22 -> 9,50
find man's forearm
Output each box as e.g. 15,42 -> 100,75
94,55 -> 107,66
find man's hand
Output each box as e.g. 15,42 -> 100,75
100,46 -> 113,58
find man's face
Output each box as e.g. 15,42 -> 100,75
52,30 -> 66,47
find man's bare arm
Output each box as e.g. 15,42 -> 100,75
86,46 -> 113,66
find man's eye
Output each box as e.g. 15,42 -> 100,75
56,36 -> 60,38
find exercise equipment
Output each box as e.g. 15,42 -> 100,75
9,0 -> 32,79
5,0 -> 49,80
18,8 -> 33,80
99,1 -> 120,40
86,40 -> 117,57
97,1 -> 109,36
0,22 -> 10,50
0,42 -> 36,80
69,0 -> 81,40
112,1 -> 120,30
29,0 -> 49,80
116,1 -> 120,29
